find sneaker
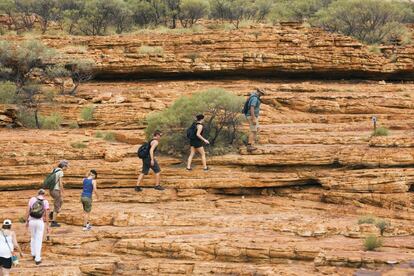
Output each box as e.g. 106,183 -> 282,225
154,185 -> 165,191
35,261 -> 42,265
247,145 -> 257,151
50,221 -> 61,228
134,186 -> 143,192
83,223 -> 92,231
203,167 -> 209,171
186,167 -> 192,171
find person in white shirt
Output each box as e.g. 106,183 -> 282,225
0,219 -> 23,276
25,189 -> 50,265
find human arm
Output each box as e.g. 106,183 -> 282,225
93,180 -> 99,201
11,232 -> 23,257
25,200 -> 31,228
44,203 -> 50,234
150,140 -> 158,166
196,125 -> 209,144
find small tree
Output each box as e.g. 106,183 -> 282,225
0,40 -> 54,89
146,88 -> 245,156
314,0 -> 413,44
32,0 -> 61,34
68,60 -> 94,95
179,0 -> 209,27
46,65 -> 71,94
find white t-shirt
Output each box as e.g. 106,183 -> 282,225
28,196 -> 50,221
0,230 -> 13,258
54,169 -> 64,190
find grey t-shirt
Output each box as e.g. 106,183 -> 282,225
246,93 -> 261,117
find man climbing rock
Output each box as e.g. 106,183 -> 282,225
49,160 -> 68,227
243,88 -> 265,151
135,131 -> 165,192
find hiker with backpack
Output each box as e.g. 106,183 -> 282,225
242,88 -> 265,151
44,160 -> 69,228
0,220 -> 23,275
81,170 -> 99,231
135,131 -> 165,192
186,114 -> 210,171
25,189 -> 50,265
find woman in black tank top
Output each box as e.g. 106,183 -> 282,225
187,114 -> 210,171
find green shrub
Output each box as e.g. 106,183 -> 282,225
358,215 -> 376,225
17,109 -> 37,128
375,219 -> 390,236
368,45 -> 381,54
364,235 -> 382,251
184,52 -> 199,62
103,132 -> 116,141
0,81 -> 18,104
71,141 -> 87,149
372,127 -> 389,137
145,88 -> 245,156
44,89 -> 57,102
95,131 -> 103,138
68,121 -> 79,129
81,106 -> 94,121
139,45 -> 164,55
40,113 -> 62,130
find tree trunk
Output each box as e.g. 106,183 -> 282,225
34,109 -> 40,129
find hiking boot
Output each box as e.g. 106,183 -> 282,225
203,167 -> 209,171
186,167 -> 192,171
247,145 -> 257,151
134,186 -> 143,192
83,223 -> 92,231
154,185 -> 165,191
50,221 -> 61,228
35,261 -> 42,265
49,211 -> 53,220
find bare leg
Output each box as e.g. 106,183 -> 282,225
2,268 -> 10,276
52,211 -> 57,222
197,147 -> 207,169
136,173 -> 144,187
187,147 -> 196,169
154,173 -> 160,186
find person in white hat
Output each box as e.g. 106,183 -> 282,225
25,189 -> 50,265
0,219 -> 23,275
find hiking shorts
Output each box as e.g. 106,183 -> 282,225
142,158 -> 161,175
190,139 -> 203,149
50,189 -> 63,213
0,257 -> 12,269
246,116 -> 259,132
81,197 -> 92,213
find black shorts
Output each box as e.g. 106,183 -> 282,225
0,257 -> 12,269
190,139 -> 203,149
142,158 -> 161,175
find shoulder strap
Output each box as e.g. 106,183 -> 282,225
1,230 -> 13,254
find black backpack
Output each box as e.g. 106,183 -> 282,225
186,123 -> 198,140
29,198 -> 45,219
42,168 -> 61,191
242,95 -> 258,115
137,141 -> 151,159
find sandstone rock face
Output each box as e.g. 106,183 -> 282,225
0,105 -> 18,128
4,24 -> 414,80
0,79 -> 414,275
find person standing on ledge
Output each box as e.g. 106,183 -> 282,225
186,114 -> 210,171
50,160 -> 69,228
243,88 -> 265,151
81,170 -> 99,231
135,131 -> 165,192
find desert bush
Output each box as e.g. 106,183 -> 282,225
375,219 -> 390,236
81,106 -> 94,121
358,215 -> 376,225
145,88 -> 245,156
71,141 -> 87,148
372,127 -> 389,137
40,113 -> 63,129
364,235 -> 382,251
269,0 -> 331,23
368,45 -> 381,55
17,109 -> 37,128
68,121 -> 79,129
179,0 -> 210,27
103,132 -> 116,141
0,81 -> 18,104
95,131 -> 104,138
139,45 -> 164,55
314,0 -> 413,44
